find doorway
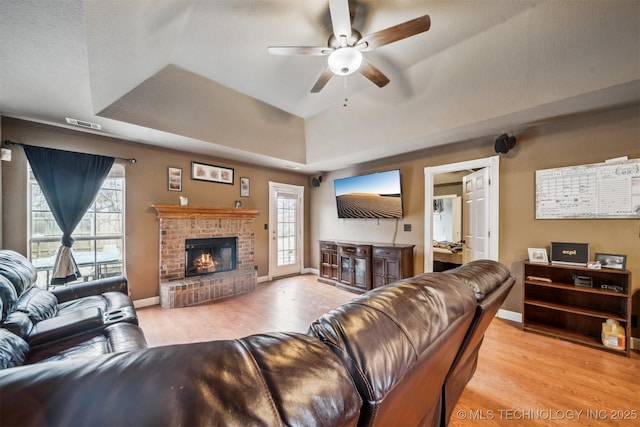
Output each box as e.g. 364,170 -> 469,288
424,156 -> 500,272
268,182 -> 304,279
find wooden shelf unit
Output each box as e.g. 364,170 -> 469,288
319,241 -> 414,293
523,261 -> 631,357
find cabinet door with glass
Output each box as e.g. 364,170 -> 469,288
338,243 -> 371,291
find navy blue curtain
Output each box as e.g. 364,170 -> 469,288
23,145 -> 115,285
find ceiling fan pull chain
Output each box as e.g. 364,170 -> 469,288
343,76 -> 348,107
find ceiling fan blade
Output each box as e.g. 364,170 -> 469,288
329,0 -> 352,43
311,66 -> 334,93
359,58 -> 390,88
268,46 -> 332,56
357,14 -> 430,51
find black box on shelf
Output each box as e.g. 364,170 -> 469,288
550,242 -> 589,266
572,275 -> 593,287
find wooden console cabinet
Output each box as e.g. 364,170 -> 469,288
319,241 -> 414,293
523,261 -> 632,357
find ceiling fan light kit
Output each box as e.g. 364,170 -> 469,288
268,0 -> 430,93
328,47 -> 362,75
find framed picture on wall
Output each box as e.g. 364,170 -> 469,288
191,161 -> 234,185
168,167 -> 182,192
240,177 -> 250,197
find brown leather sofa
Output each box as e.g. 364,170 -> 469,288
0,259 -> 513,426
0,250 -> 147,368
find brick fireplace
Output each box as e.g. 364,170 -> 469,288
152,205 -> 259,308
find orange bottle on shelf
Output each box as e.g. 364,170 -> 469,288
601,319 -> 625,350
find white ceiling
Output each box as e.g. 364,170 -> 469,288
1,0 -> 638,173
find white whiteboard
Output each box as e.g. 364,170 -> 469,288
535,159 -> 640,219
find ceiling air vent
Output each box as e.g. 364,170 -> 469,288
65,117 -> 102,131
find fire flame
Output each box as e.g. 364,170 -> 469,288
193,252 -> 218,273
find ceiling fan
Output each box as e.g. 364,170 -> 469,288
268,0 -> 431,93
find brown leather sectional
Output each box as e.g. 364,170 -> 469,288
0,250 -> 147,367
0,257 -> 513,426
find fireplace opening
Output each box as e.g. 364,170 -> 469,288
185,237 -> 237,277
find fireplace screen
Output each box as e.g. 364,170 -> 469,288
185,237 -> 237,277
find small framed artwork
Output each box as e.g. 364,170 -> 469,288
168,167 -> 182,192
528,248 -> 548,264
191,161 -> 234,185
240,177 -> 250,197
594,253 -> 626,270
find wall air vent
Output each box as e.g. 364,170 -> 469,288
65,117 -> 102,131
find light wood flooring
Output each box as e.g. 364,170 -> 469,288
137,274 -> 640,426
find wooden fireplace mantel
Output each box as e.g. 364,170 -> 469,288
151,204 -> 260,219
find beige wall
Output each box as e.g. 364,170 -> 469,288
311,105 -> 640,336
2,106 -> 639,337
1,117 -> 310,301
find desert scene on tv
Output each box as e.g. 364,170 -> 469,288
334,170 -> 403,219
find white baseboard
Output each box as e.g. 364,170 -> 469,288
259,268 -> 318,283
133,296 -> 160,308
496,309 -> 522,323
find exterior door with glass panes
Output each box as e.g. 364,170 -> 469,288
268,182 -> 303,279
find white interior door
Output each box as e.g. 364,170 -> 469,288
462,168 -> 490,263
268,182 -> 303,279
423,156 -> 500,272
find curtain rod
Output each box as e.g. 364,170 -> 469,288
3,140 -> 137,164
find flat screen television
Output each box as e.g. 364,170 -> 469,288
334,169 -> 403,219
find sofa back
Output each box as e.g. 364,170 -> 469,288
0,332 -> 362,427
0,250 -> 38,295
308,273 -> 476,427
0,250 -> 38,321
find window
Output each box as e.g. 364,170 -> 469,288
29,163 -> 125,286
276,192 -> 298,266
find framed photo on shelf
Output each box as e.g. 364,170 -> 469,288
191,161 -> 234,185
167,167 -> 182,192
528,248 -> 548,263
594,253 -> 626,270
240,177 -> 250,197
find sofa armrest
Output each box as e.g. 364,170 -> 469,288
28,307 -> 104,347
51,276 -> 129,303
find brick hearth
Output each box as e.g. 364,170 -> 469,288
152,205 -> 259,308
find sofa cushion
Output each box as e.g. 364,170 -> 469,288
2,311 -> 33,339
14,287 -> 58,322
0,250 -> 38,295
57,291 -> 137,325
0,329 -> 29,369
444,259 -> 512,300
26,322 -> 148,365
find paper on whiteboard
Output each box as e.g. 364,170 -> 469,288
535,159 -> 640,219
